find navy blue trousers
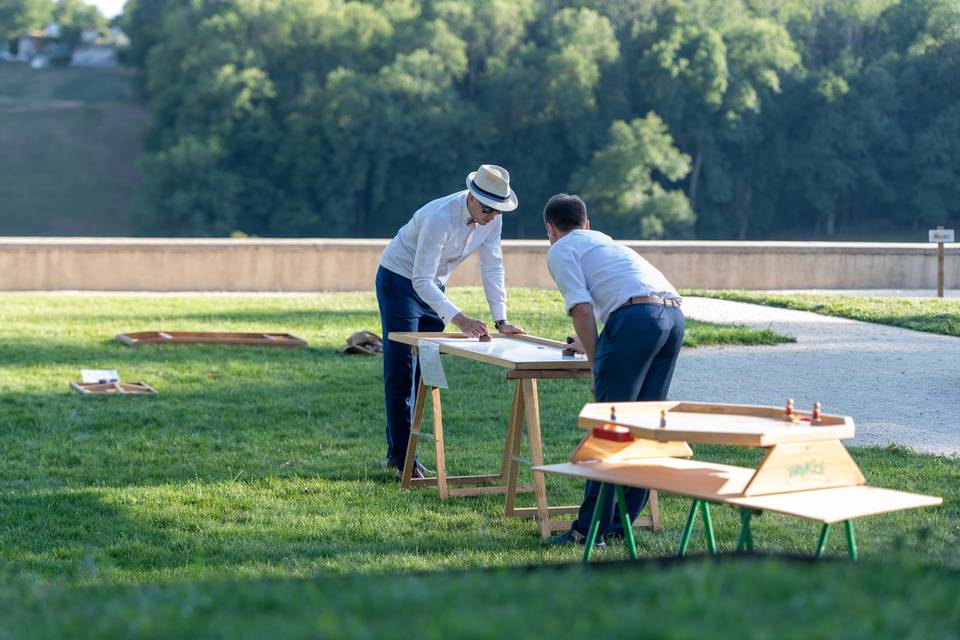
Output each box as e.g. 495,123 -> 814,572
571,302 -> 685,536
375,266 -> 445,467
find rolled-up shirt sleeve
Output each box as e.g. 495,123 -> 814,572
478,219 -> 507,322
411,216 -> 461,324
547,243 -> 592,315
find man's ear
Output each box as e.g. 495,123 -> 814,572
584,217 -> 590,230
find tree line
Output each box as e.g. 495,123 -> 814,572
118,0 -> 959,240
2,0 -> 109,47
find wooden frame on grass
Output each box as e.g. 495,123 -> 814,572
70,381 -> 158,395
117,331 -> 307,347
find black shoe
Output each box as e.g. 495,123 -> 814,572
547,529 -> 605,548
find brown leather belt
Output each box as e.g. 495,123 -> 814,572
620,295 -> 682,309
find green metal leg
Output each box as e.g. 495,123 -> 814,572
678,499 -> 701,557
736,510 -> 754,553
614,485 -> 638,560
814,522 -> 833,559
845,520 -> 858,560
583,483 -> 609,562
700,501 -> 717,554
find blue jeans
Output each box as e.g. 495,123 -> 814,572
572,302 -> 685,536
375,266 -> 445,467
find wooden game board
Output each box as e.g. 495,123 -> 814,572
574,400 -> 863,496
399,333 -> 589,370
534,400 -> 942,560
70,381 -> 158,395
117,331 -> 307,347
389,332 -> 645,538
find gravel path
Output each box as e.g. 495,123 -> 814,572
673,297 -> 960,455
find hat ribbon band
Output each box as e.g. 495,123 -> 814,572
469,180 -> 510,203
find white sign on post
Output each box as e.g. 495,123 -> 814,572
417,340 -> 448,389
929,228 -> 955,243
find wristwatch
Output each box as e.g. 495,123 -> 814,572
494,319 -> 507,330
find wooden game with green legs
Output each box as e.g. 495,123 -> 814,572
388,332 -> 664,538
534,401 -> 942,561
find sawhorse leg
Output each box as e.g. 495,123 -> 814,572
582,483 -> 639,562
503,380 -> 525,516
814,520 -> 858,560
506,378 -> 581,537
736,509 -> 755,553
678,499 -> 717,557
400,379 -> 429,489
401,378 -> 532,498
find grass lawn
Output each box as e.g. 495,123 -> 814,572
685,290 -> 960,338
0,290 -> 956,638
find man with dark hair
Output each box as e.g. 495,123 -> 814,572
377,165 -> 526,481
543,193 -> 684,546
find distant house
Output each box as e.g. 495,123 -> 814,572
71,44 -> 117,68
81,27 -> 99,44
6,23 -> 127,69
15,33 -> 45,60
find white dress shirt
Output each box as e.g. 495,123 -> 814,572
546,229 -> 680,325
380,190 -> 507,325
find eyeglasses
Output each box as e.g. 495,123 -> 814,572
480,204 -> 502,215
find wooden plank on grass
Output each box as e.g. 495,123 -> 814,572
117,331 -> 307,347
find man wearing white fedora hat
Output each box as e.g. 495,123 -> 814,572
377,164 -> 526,481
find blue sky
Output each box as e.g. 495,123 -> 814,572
89,0 -> 125,18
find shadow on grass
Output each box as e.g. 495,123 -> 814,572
0,478 -> 546,579
0,339 -> 344,368
0,488 -> 176,576
0,307 -> 397,365
0,359 -> 589,489
151,308 -> 379,325
5,553 -> 960,638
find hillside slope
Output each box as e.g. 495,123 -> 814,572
0,62 -> 148,236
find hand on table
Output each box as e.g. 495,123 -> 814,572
497,322 -> 526,335
451,313 -> 489,338
565,335 -> 586,354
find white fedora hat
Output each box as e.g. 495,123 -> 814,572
466,164 -> 518,212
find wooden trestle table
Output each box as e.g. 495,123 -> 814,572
388,332 -> 663,538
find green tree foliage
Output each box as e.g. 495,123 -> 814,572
574,114 -> 692,238
1,0 -> 51,42
127,0 -> 960,240
51,0 -> 106,46
2,0 -> 107,50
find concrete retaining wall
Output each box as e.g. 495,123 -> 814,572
0,237 -> 957,291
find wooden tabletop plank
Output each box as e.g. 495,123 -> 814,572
533,458 -> 756,502
389,332 -> 591,371
728,485 -> 943,523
